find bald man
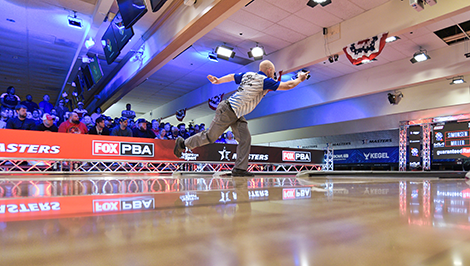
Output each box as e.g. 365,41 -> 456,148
174,60 -> 310,176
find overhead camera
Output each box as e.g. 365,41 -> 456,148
465,52 -> 470,58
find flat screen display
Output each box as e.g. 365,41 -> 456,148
117,0 -> 148,29
82,65 -> 94,90
150,0 -> 167,12
111,12 -> 134,50
89,55 -> 103,84
433,121 -> 470,159
101,24 -> 120,65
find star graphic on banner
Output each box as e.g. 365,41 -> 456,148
218,147 -> 231,161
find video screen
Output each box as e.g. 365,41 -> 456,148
117,0 -> 148,29
433,121 -> 470,159
101,24 -> 120,65
111,12 -> 134,50
150,0 -> 167,12
82,65 -> 94,90
89,55 -> 103,84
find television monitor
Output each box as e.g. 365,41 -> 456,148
82,65 -> 94,90
89,55 -> 103,84
433,121 -> 470,160
111,12 -> 134,50
150,0 -> 167,12
73,74 -> 83,96
101,24 -> 120,65
117,0 -> 148,29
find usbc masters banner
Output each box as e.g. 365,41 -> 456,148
333,147 -> 399,164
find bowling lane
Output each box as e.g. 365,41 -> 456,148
2,175 -> 470,265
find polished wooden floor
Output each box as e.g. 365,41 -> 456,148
1,174 -> 470,266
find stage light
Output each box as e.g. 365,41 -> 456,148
215,45 -> 235,60
68,11 -> 82,29
85,37 -> 95,49
410,48 -> 430,64
307,0 -> 332,8
385,36 -> 400,43
248,44 -> 265,60
450,76 -> 465,85
208,52 -> 218,62
388,92 -> 403,105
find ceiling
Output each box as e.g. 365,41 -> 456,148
1,0 -> 470,144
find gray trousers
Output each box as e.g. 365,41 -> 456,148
184,100 -> 251,170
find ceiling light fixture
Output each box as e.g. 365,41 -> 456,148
450,76 -> 466,85
68,11 -> 82,29
385,36 -> 400,43
306,0 -> 332,8
208,51 -> 218,62
215,45 -> 235,60
410,48 -> 430,64
247,43 -> 266,60
85,37 -> 95,49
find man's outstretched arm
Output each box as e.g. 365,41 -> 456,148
207,74 -> 235,84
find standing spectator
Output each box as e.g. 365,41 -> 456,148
1,86 -> 21,110
6,104 -> 36,130
177,123 -> 190,139
111,117 -> 133,137
36,114 -> 58,132
55,99 -> 68,125
90,107 -> 102,123
132,118 -> 156,138
225,131 -> 238,144
20,94 -> 39,113
0,108 -> 8,129
121,103 -> 136,120
58,112 -> 88,134
88,116 -> 110,135
39,94 -> 53,114
81,114 -> 94,128
156,129 -> 167,140
73,102 -> 88,119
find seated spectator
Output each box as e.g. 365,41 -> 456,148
225,131 -> 238,144
73,102 -> 88,119
193,124 -> 200,135
6,108 -> 14,120
58,112 -> 88,134
26,111 -> 33,119
81,114 -> 94,128
214,133 -> 225,143
90,107 -> 102,123
163,123 -> 171,138
200,123 -> 206,131
32,109 -> 42,125
36,114 -> 58,132
39,94 -> 53,114
178,123 -> 190,139
50,108 -> 60,125
55,98 -> 68,125
128,119 -> 135,129
187,125 -> 195,136
105,116 -> 114,130
6,104 -> 36,130
20,94 -> 39,113
121,103 -> 136,120
156,129 -> 167,140
0,108 -> 8,129
132,118 -> 156,138
88,116 -> 110,135
151,119 -> 160,136
1,86 -> 20,110
167,126 -> 179,140
110,117 -> 133,137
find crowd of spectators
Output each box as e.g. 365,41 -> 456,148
0,89 -> 238,144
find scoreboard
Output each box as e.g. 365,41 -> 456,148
433,121 -> 470,159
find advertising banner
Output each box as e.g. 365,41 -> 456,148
333,147 -> 398,164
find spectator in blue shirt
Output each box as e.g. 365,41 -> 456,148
6,104 -> 36,130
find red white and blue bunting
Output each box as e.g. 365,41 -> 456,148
176,108 -> 187,121
208,93 -> 224,110
343,32 -> 388,65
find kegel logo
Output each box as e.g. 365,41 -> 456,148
282,151 -> 311,162
92,140 -> 154,157
93,197 -> 155,213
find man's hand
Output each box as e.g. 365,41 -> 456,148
207,75 -> 219,84
297,71 -> 310,82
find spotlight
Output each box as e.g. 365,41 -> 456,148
328,54 -> 338,63
307,0 -> 332,7
248,44 -> 265,60
388,92 -> 403,105
450,76 -> 466,85
328,56 -> 334,63
465,52 -> 470,58
208,52 -> 218,62
333,54 -> 338,61
215,45 -> 235,60
410,48 -> 430,64
68,11 -> 82,29
385,36 -> 400,43
85,37 -> 95,49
